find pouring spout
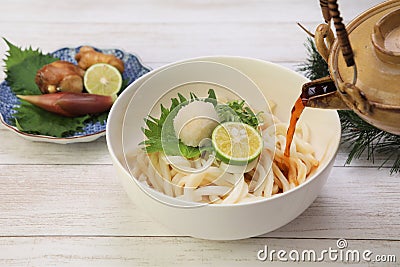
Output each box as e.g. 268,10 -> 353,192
301,76 -> 350,110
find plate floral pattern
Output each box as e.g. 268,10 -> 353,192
0,46 -> 150,143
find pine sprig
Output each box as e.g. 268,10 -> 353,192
298,37 -> 329,81
339,110 -> 400,174
298,37 -> 399,173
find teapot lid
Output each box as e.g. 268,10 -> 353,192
329,1 -> 400,107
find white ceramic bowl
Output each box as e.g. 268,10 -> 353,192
106,56 -> 341,240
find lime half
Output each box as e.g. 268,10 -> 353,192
212,122 -> 263,165
84,63 -> 122,98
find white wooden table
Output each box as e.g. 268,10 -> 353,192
0,1 -> 398,266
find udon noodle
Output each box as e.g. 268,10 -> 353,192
129,107 -> 319,204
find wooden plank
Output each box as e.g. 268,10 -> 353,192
0,130 -> 110,165
0,164 -> 170,236
0,22 -> 314,65
0,164 -> 398,239
0,124 -> 395,168
0,237 -> 398,266
0,0 -> 382,24
334,145 -> 397,168
264,166 -> 400,239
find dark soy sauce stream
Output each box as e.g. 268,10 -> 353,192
284,98 -> 305,158
284,81 -> 337,158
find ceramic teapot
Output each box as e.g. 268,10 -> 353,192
301,0 -> 400,135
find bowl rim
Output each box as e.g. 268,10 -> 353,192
107,55 -> 341,208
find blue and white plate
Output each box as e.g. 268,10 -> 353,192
0,46 -> 151,144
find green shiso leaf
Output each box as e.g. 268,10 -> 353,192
216,99 -> 260,129
142,89 -> 219,158
3,38 -> 58,95
14,100 -> 89,137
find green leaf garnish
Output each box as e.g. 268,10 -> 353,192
216,99 -> 260,128
142,89 -> 218,158
142,92 -> 196,157
205,88 -> 217,106
3,38 -> 58,95
179,143 -> 201,159
14,100 -> 89,137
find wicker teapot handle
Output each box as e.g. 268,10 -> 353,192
327,0 -> 355,67
319,0 -> 331,22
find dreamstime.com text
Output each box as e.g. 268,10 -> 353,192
257,239 -> 397,263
